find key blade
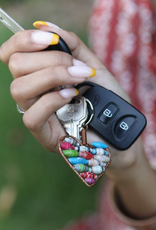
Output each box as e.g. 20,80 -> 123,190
0,8 -> 24,33
56,96 -> 88,140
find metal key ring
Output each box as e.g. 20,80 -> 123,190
85,98 -> 94,125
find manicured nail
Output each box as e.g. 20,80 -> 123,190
31,31 -> 59,45
33,21 -> 62,29
68,66 -> 96,78
59,88 -> 79,98
73,58 -> 87,67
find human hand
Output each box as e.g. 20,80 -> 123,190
0,22 -> 144,182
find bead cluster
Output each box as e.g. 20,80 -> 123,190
60,137 -> 111,186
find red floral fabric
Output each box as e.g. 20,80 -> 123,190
89,0 -> 156,169
63,0 -> 156,229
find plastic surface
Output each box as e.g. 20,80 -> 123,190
76,82 -> 147,150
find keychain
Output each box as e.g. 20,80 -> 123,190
0,8 -> 112,187
57,96 -> 111,187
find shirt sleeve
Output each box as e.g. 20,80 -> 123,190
108,182 -> 156,230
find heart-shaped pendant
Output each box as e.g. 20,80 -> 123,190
59,135 -> 111,187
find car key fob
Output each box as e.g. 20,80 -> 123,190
76,82 -> 147,150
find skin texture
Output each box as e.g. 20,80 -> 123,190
0,24 -> 156,220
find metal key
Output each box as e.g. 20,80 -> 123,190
56,96 -> 88,140
0,8 -> 24,33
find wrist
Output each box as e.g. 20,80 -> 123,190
106,138 -> 146,184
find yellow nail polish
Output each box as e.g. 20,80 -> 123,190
51,34 -> 59,45
90,68 -> 96,78
33,21 -> 48,29
75,89 -> 79,96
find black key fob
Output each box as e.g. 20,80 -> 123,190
76,82 -> 147,150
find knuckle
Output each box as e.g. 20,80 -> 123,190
23,114 -> 37,131
0,42 -> 7,64
46,66 -> 62,85
70,32 -> 80,43
41,94 -> 53,110
8,53 -> 21,77
10,78 -> 23,101
54,51 -> 72,66
52,66 -> 66,84
13,32 -> 24,49
70,31 -> 77,38
69,32 -> 82,54
11,31 -> 30,50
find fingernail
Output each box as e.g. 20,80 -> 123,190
33,21 -> 62,30
73,58 -> 87,67
68,66 -> 96,78
59,88 -> 79,98
31,31 -> 59,45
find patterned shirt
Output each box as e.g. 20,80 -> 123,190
89,0 -> 156,169
63,0 -> 156,229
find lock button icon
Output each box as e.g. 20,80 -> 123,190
100,103 -> 118,124
115,116 -> 136,139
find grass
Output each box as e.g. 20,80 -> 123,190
0,23 -> 103,230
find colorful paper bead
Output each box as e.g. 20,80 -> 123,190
94,155 -> 110,162
61,142 -> 75,150
79,151 -> 94,160
80,172 -> 98,179
73,164 -> 90,172
68,157 -> 88,165
92,142 -> 108,149
60,138 -> 110,186
63,149 -> 79,157
91,166 -> 105,174
85,178 -> 95,184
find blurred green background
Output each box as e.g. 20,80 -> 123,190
0,0 -> 106,230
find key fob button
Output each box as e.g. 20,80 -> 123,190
76,82 -> 147,150
99,103 -> 118,124
115,116 -> 136,139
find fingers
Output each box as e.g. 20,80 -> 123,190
0,24 -> 102,75
23,89 -> 77,129
22,89 -> 79,152
32,23 -> 131,100
0,30 -> 60,65
33,21 -> 103,69
10,65 -> 96,111
0,25 -> 100,77
2,27 -> 96,113
8,50 -> 73,79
